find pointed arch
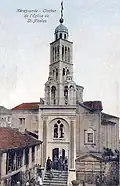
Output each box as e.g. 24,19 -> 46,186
52,47 -> 54,62
62,45 -> 64,61
66,69 -> 70,75
64,34 -> 66,40
51,86 -> 56,104
60,123 -> 64,138
65,46 -> 67,61
60,33 -> 62,39
54,123 -> 58,138
55,47 -> 57,61
55,34 -> 58,40
68,47 -> 70,62
64,86 -> 68,105
63,68 -> 65,76
57,46 -> 59,60
56,68 -> 58,80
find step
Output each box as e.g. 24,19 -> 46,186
44,179 -> 67,183
43,183 -> 67,186
45,172 -> 68,176
44,178 -> 67,182
44,174 -> 68,178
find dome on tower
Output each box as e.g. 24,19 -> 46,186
55,23 -> 68,34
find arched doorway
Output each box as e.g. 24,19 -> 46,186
62,149 -> 65,159
52,148 -> 66,160
52,148 -> 59,160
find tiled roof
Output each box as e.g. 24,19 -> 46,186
83,101 -> 103,111
0,127 -> 41,151
12,102 -> 40,110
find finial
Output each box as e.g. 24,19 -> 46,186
59,1 -> 64,24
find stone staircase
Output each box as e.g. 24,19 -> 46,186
43,169 -> 68,186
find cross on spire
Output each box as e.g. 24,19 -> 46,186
59,1 -> 64,23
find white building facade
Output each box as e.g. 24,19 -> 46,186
38,13 -> 119,183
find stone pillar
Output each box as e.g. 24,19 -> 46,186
42,119 -> 47,167
1,152 -> 7,177
22,149 -> 25,167
68,120 -> 76,184
29,148 -> 32,169
35,145 -> 37,165
39,109 -> 43,142
70,120 -> 76,169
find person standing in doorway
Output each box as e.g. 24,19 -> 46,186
46,157 -> 52,171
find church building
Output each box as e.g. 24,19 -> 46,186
11,2 -> 119,184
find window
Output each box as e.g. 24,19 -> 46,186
53,120 -> 64,139
64,34 -> 66,39
60,33 -> 62,39
52,47 -> 54,62
87,133 -> 94,143
19,118 -> 25,125
54,124 -> 58,138
55,47 -> 57,61
60,124 -> 64,138
66,69 -> 69,75
68,47 -> 70,62
62,46 -> 64,60
51,86 -> 56,104
7,116 -> 11,123
65,47 -> 67,61
55,34 -> 58,40
57,46 -> 59,60
56,68 -> 58,80
63,68 -> 65,76
84,128 -> 95,144
64,86 -> 68,105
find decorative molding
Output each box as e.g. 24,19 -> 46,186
68,116 -> 76,120
42,116 -> 48,120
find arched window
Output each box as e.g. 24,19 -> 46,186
60,33 -> 62,39
60,124 -> 64,138
56,68 -> 58,80
66,69 -> 69,75
65,47 -> 67,61
55,34 -> 58,40
53,70 -> 55,77
70,85 -> 74,89
51,86 -> 56,104
57,46 -> 59,60
64,34 -> 66,40
54,124 -> 58,138
62,46 -> 64,61
63,68 -> 65,76
68,47 -> 70,62
52,47 -> 54,62
64,86 -> 68,105
55,47 -> 57,61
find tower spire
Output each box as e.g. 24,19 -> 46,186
59,1 -> 64,24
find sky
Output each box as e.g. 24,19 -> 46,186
0,0 -> 120,117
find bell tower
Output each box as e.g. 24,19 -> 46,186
44,1 -> 76,105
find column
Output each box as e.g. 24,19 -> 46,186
70,120 -> 76,169
43,120 -> 47,167
68,120 -> 76,184
22,149 -> 26,185
29,148 -> 32,169
1,152 -> 7,177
